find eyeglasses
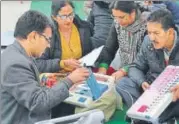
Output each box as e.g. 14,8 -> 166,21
111,14 -> 126,20
38,33 -> 52,44
57,12 -> 75,20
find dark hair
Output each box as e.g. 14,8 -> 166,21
14,10 -> 52,39
51,0 -> 74,16
109,1 -> 137,14
147,9 -> 175,31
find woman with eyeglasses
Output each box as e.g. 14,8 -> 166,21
97,1 -> 148,77
36,0 -> 93,73
35,0 -> 93,118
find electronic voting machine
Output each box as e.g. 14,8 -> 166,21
127,65 -> 179,123
64,69 -> 114,107
40,69 -> 114,107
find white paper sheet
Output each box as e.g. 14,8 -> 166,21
79,45 -> 104,66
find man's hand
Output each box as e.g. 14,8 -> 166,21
67,67 -> 89,84
141,82 -> 150,91
98,67 -> 107,75
111,69 -> 126,80
61,59 -> 81,70
170,84 -> 179,102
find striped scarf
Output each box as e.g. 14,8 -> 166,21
114,10 -> 147,67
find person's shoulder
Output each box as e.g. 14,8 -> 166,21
142,35 -> 153,49
2,45 -> 30,68
74,15 -> 91,28
141,11 -> 150,21
2,44 -> 18,60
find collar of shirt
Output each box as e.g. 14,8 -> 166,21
163,30 -> 177,57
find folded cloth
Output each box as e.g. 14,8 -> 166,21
75,85 -> 123,122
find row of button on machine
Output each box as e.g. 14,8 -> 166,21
127,65 -> 179,123
64,72 -> 115,107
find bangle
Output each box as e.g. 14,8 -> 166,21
99,63 -> 109,69
122,65 -> 129,73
